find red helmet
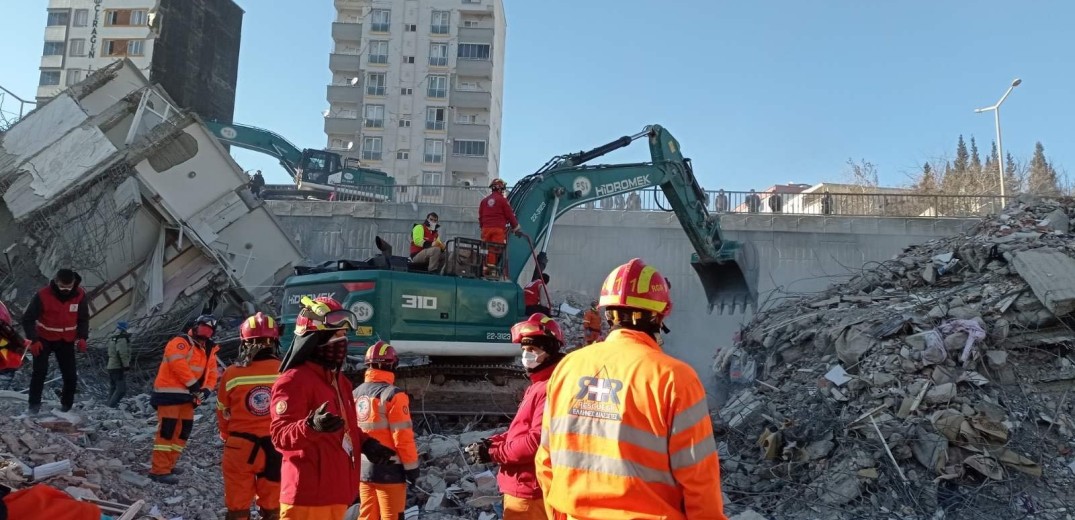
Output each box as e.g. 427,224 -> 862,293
599,258 -> 672,319
0,301 -> 10,327
189,314 -> 218,340
365,340 -> 399,367
295,296 -> 354,335
510,313 -> 564,347
240,312 -> 280,341
489,178 -> 507,191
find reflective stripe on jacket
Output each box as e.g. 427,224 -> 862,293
535,328 -> 726,520
151,335 -> 219,406
354,368 -> 418,483
410,223 -> 439,257
32,286 -> 85,342
217,357 -> 281,439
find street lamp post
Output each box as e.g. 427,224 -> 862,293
975,78 -> 1022,201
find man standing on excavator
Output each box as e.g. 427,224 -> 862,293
535,258 -> 726,520
581,299 -> 602,347
218,312 -> 283,520
410,212 -> 446,272
479,178 -> 522,276
523,273 -> 551,316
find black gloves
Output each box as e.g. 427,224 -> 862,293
362,437 -> 396,464
404,467 -> 421,485
189,387 -> 210,405
306,402 -> 344,433
464,441 -> 492,465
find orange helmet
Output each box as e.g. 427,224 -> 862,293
598,258 -> 672,319
365,340 -> 399,368
489,178 -> 507,191
295,296 -> 355,335
240,312 -> 279,341
510,313 -> 564,347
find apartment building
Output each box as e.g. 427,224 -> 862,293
37,0 -> 243,123
326,0 -> 506,191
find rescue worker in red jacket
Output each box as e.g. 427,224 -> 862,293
218,312 -> 284,520
270,296 -> 396,520
535,258 -> 726,520
523,273 -> 551,316
410,212 -> 446,272
466,313 -> 565,520
20,269 -> 89,414
149,314 -> 221,484
581,299 -> 603,346
355,341 -> 420,520
0,301 -> 28,373
478,178 -> 522,276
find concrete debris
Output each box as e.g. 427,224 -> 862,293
716,195 -> 1075,520
550,290 -> 607,351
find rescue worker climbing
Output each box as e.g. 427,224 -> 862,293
466,313 -> 565,520
0,301 -> 27,373
535,258 -> 726,520
581,299 -> 602,347
355,341 -> 419,520
523,273 -> 551,316
218,312 -> 284,520
478,178 -> 522,277
410,212 -> 446,272
149,314 -> 220,484
270,296 -> 396,520
21,268 -> 89,414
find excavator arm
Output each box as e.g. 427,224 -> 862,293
204,121 -> 304,180
506,125 -> 758,314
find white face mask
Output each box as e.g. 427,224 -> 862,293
520,350 -> 544,369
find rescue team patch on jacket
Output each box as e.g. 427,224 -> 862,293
356,395 -> 372,422
569,369 -> 625,421
274,399 -> 287,415
246,386 -> 272,416
487,198 -> 495,207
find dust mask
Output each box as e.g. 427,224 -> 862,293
521,350 -> 544,369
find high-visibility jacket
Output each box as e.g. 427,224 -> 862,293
3,484 -> 102,520
217,357 -> 281,439
23,284 -> 87,343
535,328 -> 726,520
151,335 -> 220,407
479,191 -> 519,230
354,368 -> 418,483
523,279 -> 546,307
410,223 -> 439,258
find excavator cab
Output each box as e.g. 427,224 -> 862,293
296,149 -> 343,185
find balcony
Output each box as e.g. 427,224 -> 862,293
329,53 -> 362,71
448,122 -> 490,141
332,22 -> 362,41
456,58 -> 492,78
457,27 -> 494,43
447,154 -> 489,173
324,115 -> 360,135
450,89 -> 492,109
327,84 -> 360,103
40,55 -> 64,69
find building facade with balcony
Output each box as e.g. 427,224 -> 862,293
326,0 -> 506,193
36,0 -> 243,123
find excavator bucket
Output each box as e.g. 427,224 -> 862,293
690,240 -> 759,315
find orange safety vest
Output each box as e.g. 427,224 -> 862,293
353,368 -> 418,483
535,328 -> 726,520
151,335 -> 220,406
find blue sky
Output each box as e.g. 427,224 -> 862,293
2,1 -> 1072,191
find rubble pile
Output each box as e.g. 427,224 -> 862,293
549,290 -> 605,351
716,195 -> 1075,520
409,429 -> 507,520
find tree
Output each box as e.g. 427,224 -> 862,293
1027,141 -> 1060,195
953,135 -> 970,174
917,162 -> 938,192
844,158 -> 878,190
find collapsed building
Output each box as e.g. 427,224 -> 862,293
0,59 -> 305,352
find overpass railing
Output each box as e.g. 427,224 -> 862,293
260,184 -> 1008,218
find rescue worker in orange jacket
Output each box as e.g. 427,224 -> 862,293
478,178 -> 522,276
270,296 -> 396,520
218,312 -> 284,520
535,258 -> 726,520
354,341 -> 420,520
21,268 -> 89,414
581,299 -> 602,346
149,314 -> 221,484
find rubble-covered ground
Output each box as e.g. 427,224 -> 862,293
715,194 -> 1075,520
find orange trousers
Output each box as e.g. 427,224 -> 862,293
503,493 -> 548,520
4,484 -> 102,520
280,503 -> 347,520
358,482 -> 406,520
151,403 -> 195,475
223,435 -> 281,514
481,227 -> 507,269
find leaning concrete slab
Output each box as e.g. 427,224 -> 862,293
1012,248 -> 1075,316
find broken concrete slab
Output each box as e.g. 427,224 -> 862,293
1012,248 -> 1075,316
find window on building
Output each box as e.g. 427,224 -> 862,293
73,9 -> 88,27
43,41 -> 65,56
403,56 -> 415,64
456,113 -> 478,124
105,10 -> 132,26
127,40 -> 145,56
330,138 -> 350,150
131,9 -> 148,26
69,39 -> 86,57
431,11 -> 450,34
103,39 -> 129,56
457,80 -> 480,91
462,0 -> 481,4
429,43 -> 448,67
422,171 -> 443,196
370,9 -> 390,32
362,137 -> 383,161
404,24 -> 417,32
46,11 -> 69,26
366,73 -> 386,96
66,69 -> 83,87
400,87 -> 412,96
40,70 -> 61,86
452,140 -> 487,157
364,104 -> 385,128
424,139 -> 444,163
396,150 -> 410,160
368,40 -> 389,65
399,118 -> 411,127
458,43 -> 491,60
425,107 -> 446,131
426,75 -> 447,98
